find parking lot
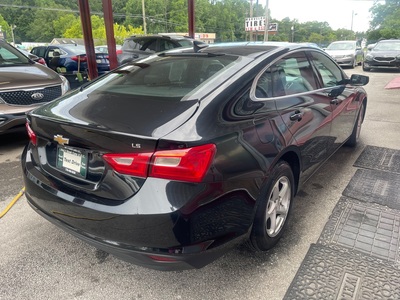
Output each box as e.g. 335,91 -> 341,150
1,68 -> 400,300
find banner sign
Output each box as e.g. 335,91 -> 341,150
245,17 -> 278,32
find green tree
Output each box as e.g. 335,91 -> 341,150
63,15 -> 143,45
368,0 -> 400,40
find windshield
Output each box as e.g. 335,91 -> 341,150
327,42 -> 355,50
82,54 -> 247,102
374,41 -> 400,51
0,42 -> 31,66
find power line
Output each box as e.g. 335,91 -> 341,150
0,3 -> 191,29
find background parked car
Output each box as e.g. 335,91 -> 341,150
22,42 -> 369,270
18,48 -> 47,66
0,40 -> 69,134
366,43 -> 376,52
363,39 -> 400,71
117,34 -> 203,64
324,40 -> 364,68
95,44 -> 122,55
30,44 -> 110,81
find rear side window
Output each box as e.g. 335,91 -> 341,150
122,38 -> 151,51
177,40 -> 193,47
308,51 -> 344,87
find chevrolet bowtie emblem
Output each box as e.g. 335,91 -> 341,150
53,134 -> 69,145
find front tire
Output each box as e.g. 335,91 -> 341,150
249,161 -> 294,251
351,59 -> 356,69
362,63 -> 370,71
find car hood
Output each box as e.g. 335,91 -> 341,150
0,63 -> 61,90
325,49 -> 354,56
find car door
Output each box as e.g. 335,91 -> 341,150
308,51 -> 359,151
253,50 -> 334,181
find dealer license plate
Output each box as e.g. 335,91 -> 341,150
56,146 -> 88,178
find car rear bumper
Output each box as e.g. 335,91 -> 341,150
22,145 -> 255,270
26,196 -> 241,271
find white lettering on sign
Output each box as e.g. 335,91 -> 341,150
245,18 -> 278,32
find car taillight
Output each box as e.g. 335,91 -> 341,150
103,144 -> 216,183
103,153 -> 153,178
25,122 -> 37,146
116,49 -> 123,55
38,57 -> 47,66
150,144 -> 216,183
71,55 -> 87,62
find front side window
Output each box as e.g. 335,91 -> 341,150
255,51 -> 318,98
308,51 -> 344,88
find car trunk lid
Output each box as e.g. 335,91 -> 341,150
27,88 -> 199,201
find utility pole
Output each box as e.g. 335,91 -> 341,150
142,0 -> 147,34
249,0 -> 253,41
351,10 -> 357,32
263,0 -> 269,41
11,25 -> 16,45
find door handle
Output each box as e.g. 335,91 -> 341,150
330,99 -> 343,105
290,110 -> 303,121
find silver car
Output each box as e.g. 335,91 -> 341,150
325,41 -> 364,68
0,40 -> 70,133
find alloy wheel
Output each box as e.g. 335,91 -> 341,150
265,176 -> 291,237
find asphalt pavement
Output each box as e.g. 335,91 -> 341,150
1,68 -> 400,300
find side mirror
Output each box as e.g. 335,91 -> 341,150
338,74 -> 369,86
349,74 -> 369,86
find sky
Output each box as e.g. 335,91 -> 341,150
265,0 -> 376,32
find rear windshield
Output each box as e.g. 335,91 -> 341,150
83,54 -> 248,101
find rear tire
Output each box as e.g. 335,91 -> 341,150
345,103 -> 365,147
249,161 -> 294,251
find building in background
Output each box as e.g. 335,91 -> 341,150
158,33 -> 216,44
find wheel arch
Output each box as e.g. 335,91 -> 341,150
360,96 -> 367,123
271,147 -> 301,196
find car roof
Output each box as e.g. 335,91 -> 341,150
198,42 -> 309,58
329,40 -> 356,44
126,35 -> 194,41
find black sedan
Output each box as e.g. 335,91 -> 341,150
363,39 -> 400,71
22,42 -> 369,270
